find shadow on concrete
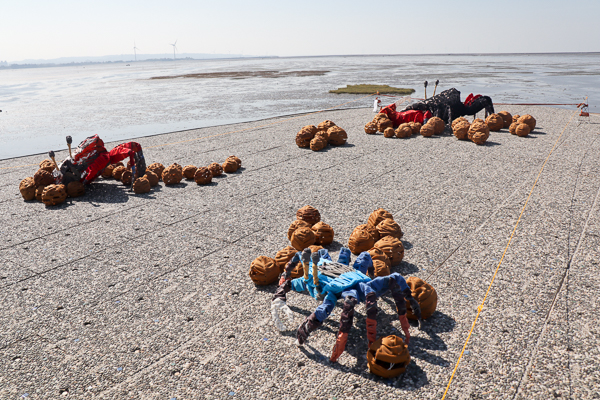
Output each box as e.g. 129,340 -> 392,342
394,261 -> 420,275
285,301 -> 457,390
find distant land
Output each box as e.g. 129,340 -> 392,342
0,53 -> 271,69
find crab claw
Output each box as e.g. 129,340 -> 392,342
271,298 -> 294,331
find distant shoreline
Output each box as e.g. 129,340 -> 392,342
2,51 -> 599,70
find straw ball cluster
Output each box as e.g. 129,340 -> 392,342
364,113 -> 422,139
450,111 -> 537,145
347,208 -> 404,277
249,205 -> 335,285
295,121 -> 348,151
19,159 -> 88,206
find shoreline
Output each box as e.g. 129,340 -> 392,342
0,105 -> 367,163
1,101 -> 591,164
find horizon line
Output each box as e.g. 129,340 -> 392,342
4,50 -> 599,65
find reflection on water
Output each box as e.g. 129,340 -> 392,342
0,53 -> 598,159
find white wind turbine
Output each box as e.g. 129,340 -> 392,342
170,40 -> 178,60
133,42 -> 140,61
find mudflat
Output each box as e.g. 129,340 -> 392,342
1,106 -> 598,399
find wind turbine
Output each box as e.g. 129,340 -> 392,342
133,42 -> 140,61
170,40 -> 178,60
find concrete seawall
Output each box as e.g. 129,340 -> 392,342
1,107 -> 599,399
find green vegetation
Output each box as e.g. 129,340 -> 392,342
329,84 -> 415,95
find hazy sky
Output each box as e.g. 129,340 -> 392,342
2,0 -> 598,61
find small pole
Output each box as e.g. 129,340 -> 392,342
66,136 -> 73,158
48,151 -> 59,171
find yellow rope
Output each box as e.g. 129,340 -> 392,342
441,109 -> 578,399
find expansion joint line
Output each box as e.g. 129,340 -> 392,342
441,110 -> 578,400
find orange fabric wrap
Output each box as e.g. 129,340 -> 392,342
330,332 -> 348,362
366,318 -> 377,346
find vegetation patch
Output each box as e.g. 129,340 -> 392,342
329,84 -> 415,95
150,70 -> 329,80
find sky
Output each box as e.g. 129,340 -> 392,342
1,0 -> 599,62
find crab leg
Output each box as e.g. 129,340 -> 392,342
432,79 -> 439,97
301,248 -> 311,280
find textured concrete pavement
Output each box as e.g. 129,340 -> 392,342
1,106 -> 599,399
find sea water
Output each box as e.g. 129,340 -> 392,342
0,53 -> 598,159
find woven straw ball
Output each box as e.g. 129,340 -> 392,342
41,184 -> 67,206
368,247 -> 391,277
364,122 -> 378,134
409,122 -> 422,135
367,208 -> 394,228
452,120 -> 471,140
183,165 -> 198,179
376,218 -> 403,240
208,162 -> 223,177
133,177 -> 151,194
296,205 -> 321,226
19,177 -> 36,201
290,227 -> 316,251
112,165 -> 126,181
194,167 -> 212,185
121,170 -> 132,186
367,335 -> 411,378
309,244 -> 324,254
468,119 -> 490,145
374,236 -> 404,266
312,221 -> 334,246
102,164 -> 115,178
451,117 -> 469,129
249,256 -> 279,286
162,164 -> 183,185
144,170 -> 159,186
518,114 -> 536,132
420,122 -> 435,137
348,226 -> 376,255
317,120 -> 336,132
296,127 -> 316,148
35,186 -> 46,202
227,155 -> 242,168
377,118 -> 394,133
275,245 -> 298,273
34,169 -> 55,187
485,114 -> 504,131
498,111 -> 513,128
395,123 -> 412,138
373,113 -> 389,123
356,223 -> 380,243
429,117 -> 445,134
327,126 -> 347,146
39,159 -> 55,173
515,123 -> 531,137
222,158 -> 238,173
310,136 -> 328,151
66,181 -> 85,197
147,163 -> 165,181
287,219 -> 311,241
406,277 -> 438,320
383,127 -> 395,138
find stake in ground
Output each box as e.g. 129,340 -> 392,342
329,84 -> 415,95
